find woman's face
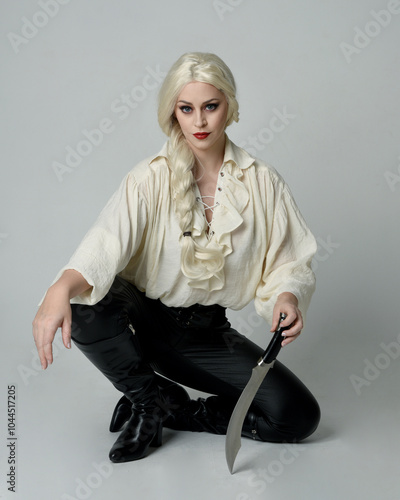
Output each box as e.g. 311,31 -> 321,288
174,81 -> 228,158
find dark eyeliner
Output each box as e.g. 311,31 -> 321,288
206,103 -> 219,111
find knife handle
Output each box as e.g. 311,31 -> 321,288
260,313 -> 288,365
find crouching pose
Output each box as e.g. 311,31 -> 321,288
33,52 -> 320,464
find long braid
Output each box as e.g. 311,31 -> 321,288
168,124 -> 224,280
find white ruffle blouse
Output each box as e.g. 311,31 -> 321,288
49,136 -> 317,325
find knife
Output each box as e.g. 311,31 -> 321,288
225,312 -> 288,474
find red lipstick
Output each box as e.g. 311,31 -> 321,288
193,133 -> 210,140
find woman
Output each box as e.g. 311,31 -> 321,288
32,52 -> 320,464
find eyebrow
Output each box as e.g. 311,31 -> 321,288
177,98 -> 220,105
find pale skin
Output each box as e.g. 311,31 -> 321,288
32,269 -> 92,370
32,81 -> 303,370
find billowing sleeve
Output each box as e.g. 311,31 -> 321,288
254,173 -> 317,326
44,171 -> 148,305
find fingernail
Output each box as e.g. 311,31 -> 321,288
67,342 -> 71,349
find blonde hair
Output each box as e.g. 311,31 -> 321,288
157,52 -> 239,284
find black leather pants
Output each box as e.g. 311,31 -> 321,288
71,276 -> 320,442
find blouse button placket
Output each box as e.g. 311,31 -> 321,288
215,167 -> 225,204
217,168 -> 224,192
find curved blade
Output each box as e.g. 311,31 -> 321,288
225,360 -> 274,474
225,313 -> 287,474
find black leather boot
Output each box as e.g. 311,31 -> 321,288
72,328 -> 163,463
109,375 -> 191,433
110,393 -> 268,442
109,396 -> 132,433
163,396 -> 267,441
108,403 -> 163,463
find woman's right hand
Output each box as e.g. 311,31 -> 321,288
32,269 -> 92,370
32,284 -> 72,370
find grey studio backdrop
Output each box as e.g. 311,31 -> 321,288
0,1 -> 399,499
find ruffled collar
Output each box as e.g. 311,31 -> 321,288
150,136 -> 256,291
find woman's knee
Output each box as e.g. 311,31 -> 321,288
70,276 -> 153,344
254,367 -> 321,443
71,277 -> 135,343
285,392 -> 320,442
290,392 -> 321,442
256,394 -> 320,444
71,302 -> 123,344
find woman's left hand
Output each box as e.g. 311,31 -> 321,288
270,292 -> 303,346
